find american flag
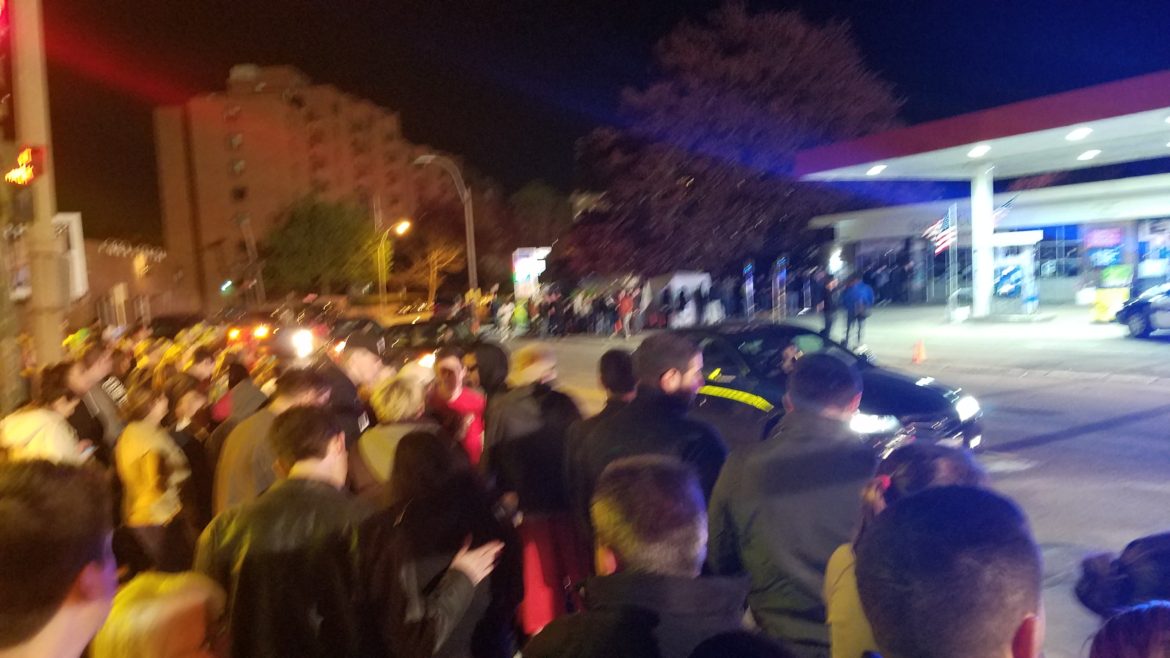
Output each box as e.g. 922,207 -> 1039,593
923,212 -> 958,255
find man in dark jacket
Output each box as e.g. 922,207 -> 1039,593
196,407 -> 372,658
839,275 -> 876,348
566,349 -> 637,550
707,353 -> 876,658
483,344 -> 586,634
525,455 -> 751,658
578,333 -> 727,507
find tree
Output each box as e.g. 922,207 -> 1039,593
263,198 -> 376,294
404,238 -> 466,304
562,2 -> 904,275
509,181 -> 573,248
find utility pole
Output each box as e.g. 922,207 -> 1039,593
413,154 -> 478,292
11,0 -> 65,363
0,163 -> 25,413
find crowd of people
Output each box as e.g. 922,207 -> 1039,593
2,321 -> 1169,658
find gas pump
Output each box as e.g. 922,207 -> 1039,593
1085,227 -> 1131,322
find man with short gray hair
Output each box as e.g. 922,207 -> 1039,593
524,455 -> 750,658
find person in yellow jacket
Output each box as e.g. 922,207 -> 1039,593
824,444 -> 987,658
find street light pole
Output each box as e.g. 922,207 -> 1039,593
375,219 -> 410,314
12,0 -> 65,363
413,154 -> 478,291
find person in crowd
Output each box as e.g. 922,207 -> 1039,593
212,368 -> 330,514
566,349 -> 637,558
612,291 -> 636,340
496,297 -> 515,340
525,456 -> 751,658
465,342 -> 511,412
319,332 -> 385,445
707,353 -> 876,658
483,344 -> 586,635
116,385 -> 193,572
196,407 -> 370,658
1089,601 -> 1170,658
67,345 -> 124,466
209,361 -> 267,426
512,299 -> 530,336
90,571 -> 227,658
0,362 -> 90,463
429,346 -> 487,467
1077,532 -> 1170,619
824,444 -> 987,658
101,348 -> 134,406
579,333 -> 726,511
357,431 -> 520,658
821,277 -> 839,340
855,486 -> 1044,658
839,275 -> 876,348
185,346 -> 216,389
0,461 -> 118,658
165,373 -> 215,532
349,376 -> 443,504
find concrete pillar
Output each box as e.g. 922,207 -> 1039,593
970,167 -> 996,318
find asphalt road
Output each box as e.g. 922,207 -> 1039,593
530,328 -> 1170,658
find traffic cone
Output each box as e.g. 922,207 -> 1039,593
911,340 -> 927,364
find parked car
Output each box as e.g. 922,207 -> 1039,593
1116,282 -> 1170,338
675,323 -> 983,454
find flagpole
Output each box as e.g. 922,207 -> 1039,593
948,203 -> 959,320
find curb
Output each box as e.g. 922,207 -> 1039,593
897,360 -> 1170,387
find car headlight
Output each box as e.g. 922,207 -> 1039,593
850,413 -> 903,436
955,395 -> 981,423
291,329 -> 315,359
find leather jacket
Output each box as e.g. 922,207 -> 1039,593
195,477 -> 372,658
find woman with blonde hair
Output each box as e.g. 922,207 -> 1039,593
349,376 -> 445,504
91,571 -> 227,658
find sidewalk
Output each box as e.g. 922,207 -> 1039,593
784,304 -> 1170,381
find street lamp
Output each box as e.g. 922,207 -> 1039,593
377,219 -> 411,312
413,154 -> 478,291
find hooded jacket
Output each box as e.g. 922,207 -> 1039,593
482,382 -> 581,514
707,409 -> 876,658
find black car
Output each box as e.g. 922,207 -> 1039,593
1116,282 -> 1170,338
677,323 -> 983,454
381,318 -> 479,369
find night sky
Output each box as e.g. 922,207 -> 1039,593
39,0 -> 1170,243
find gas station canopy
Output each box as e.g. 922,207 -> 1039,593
795,70 -> 1170,181
793,70 -> 1170,318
